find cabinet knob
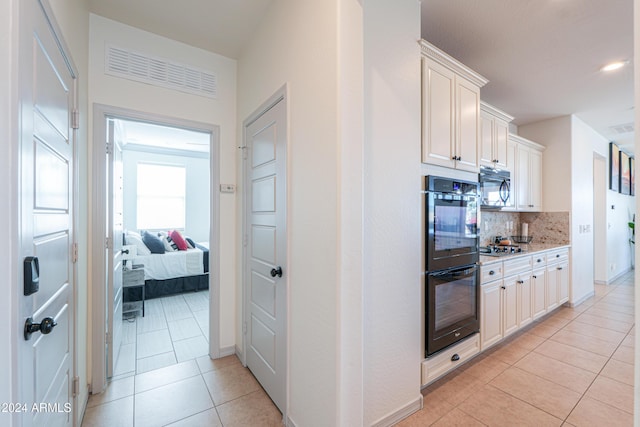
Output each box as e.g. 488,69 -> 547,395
517,280 -> 524,284
556,254 -> 560,258
533,275 -> 537,279
557,267 -> 563,270
537,259 -> 542,263
489,270 -> 495,275
501,286 -> 506,290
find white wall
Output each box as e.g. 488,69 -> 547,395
238,1 -> 422,425
362,0 -> 423,425
88,14 -> 238,357
122,149 -> 210,242
237,2 -> 340,424
520,115 -> 634,303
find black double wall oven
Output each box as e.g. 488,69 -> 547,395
425,176 -> 480,356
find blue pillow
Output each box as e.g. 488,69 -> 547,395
142,230 -> 165,254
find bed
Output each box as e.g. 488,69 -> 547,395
124,233 -> 210,300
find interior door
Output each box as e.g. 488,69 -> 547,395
18,0 -> 76,426
106,119 -> 125,377
244,96 -> 287,413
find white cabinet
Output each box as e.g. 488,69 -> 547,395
531,255 -> 547,320
480,279 -> 503,350
547,248 -> 570,307
421,40 -> 488,172
421,334 -> 480,386
480,102 -> 513,169
510,134 -> 544,211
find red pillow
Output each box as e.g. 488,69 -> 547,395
169,230 -> 188,250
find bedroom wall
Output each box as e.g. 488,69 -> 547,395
122,149 -> 210,242
88,14 -> 238,362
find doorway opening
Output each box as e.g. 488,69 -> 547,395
91,105 -> 221,392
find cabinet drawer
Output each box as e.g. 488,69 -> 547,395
481,264 -> 503,283
422,334 -> 480,385
503,256 -> 532,276
546,248 -> 569,264
532,254 -> 546,267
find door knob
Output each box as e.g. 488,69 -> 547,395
270,266 -> 283,278
24,316 -> 57,341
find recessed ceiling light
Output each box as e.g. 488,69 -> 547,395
601,61 -> 627,72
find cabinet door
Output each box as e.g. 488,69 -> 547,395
516,145 -> 531,210
479,111 -> 494,167
502,278 -> 518,338
546,264 -> 559,311
531,268 -> 546,320
494,119 -> 509,169
557,261 -> 569,304
529,149 -> 543,210
518,275 -> 533,328
422,58 -> 455,167
455,77 -> 480,172
480,281 -> 503,350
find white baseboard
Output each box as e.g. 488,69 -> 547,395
234,344 -> 244,363
569,290 -> 595,308
285,415 -> 297,427
607,268 -> 632,284
219,345 -> 236,358
370,394 -> 423,427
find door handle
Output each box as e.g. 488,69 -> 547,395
24,316 -> 57,341
270,266 -> 283,278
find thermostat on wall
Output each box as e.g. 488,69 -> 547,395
220,184 -> 236,193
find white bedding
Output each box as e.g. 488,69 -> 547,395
133,248 -> 205,281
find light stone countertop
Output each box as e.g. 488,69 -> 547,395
478,243 -> 570,265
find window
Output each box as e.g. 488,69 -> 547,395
137,163 -> 186,230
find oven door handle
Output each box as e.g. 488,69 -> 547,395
499,180 -> 510,204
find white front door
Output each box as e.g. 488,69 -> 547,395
106,119 -> 124,377
18,0 -> 76,426
244,94 -> 287,413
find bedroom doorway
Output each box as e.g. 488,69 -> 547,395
91,105 -> 221,392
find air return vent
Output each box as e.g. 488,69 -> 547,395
609,122 -> 634,135
105,45 -> 217,99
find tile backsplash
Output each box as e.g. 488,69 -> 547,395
479,211 -> 570,246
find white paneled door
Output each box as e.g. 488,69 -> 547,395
106,119 -> 124,378
244,95 -> 287,413
18,0 -> 76,426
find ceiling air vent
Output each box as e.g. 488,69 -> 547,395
609,122 -> 634,135
105,45 -> 217,99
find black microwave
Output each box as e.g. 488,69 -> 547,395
479,166 -> 511,209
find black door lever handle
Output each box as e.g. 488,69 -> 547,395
24,316 -> 57,341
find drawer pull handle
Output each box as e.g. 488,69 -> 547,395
558,267 -> 563,270
451,353 -> 460,362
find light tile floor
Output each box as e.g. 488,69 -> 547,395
114,290 -> 211,379
398,271 -> 635,426
83,274 -> 635,426
82,291 -> 283,426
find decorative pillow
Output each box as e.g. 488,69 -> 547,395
155,232 -> 178,252
185,237 -> 196,249
169,230 -> 188,251
141,230 -> 165,254
125,232 -> 151,256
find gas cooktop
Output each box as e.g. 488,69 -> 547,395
480,245 -> 527,257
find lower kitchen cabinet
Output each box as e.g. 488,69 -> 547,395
531,267 -> 546,320
480,279 -> 502,350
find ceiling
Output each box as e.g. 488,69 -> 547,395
117,119 -> 210,153
421,0 -> 634,152
88,1 -> 634,152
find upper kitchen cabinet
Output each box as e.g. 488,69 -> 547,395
420,40 -> 488,172
510,134 -> 544,211
480,102 -> 514,169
